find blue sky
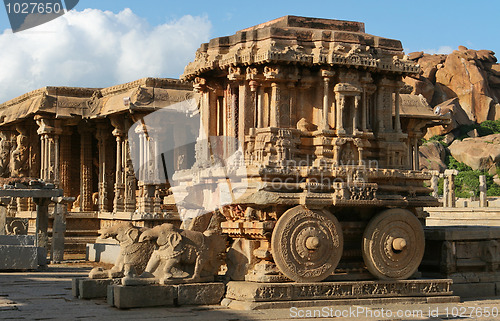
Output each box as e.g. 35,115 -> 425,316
29,0 -> 498,54
0,0 -> 498,102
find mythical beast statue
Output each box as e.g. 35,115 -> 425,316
133,223 -> 226,284
89,222 -> 153,279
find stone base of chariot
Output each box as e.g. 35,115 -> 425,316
222,279 -> 459,310
107,283 -> 225,309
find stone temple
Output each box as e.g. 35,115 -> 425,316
0,78 -> 192,251
0,16 -> 448,285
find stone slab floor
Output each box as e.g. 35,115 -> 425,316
1,263 -> 500,321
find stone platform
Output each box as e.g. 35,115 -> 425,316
222,279 -> 459,310
0,235 -> 46,270
107,283 -> 226,309
72,277 -> 121,299
421,226 -> 500,298
425,207 -> 500,226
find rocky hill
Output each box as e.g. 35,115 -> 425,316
407,47 -> 500,196
405,46 -> 500,136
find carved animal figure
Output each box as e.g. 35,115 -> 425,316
138,223 -> 225,284
89,222 -> 153,279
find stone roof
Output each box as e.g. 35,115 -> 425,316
0,78 -> 193,125
182,15 -> 419,80
399,94 -> 441,119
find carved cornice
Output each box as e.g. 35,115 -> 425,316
100,77 -> 191,97
182,16 -> 420,80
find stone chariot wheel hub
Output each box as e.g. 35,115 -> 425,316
271,205 -> 343,282
362,208 -> 425,280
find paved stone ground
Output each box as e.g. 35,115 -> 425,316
1,264 -> 500,320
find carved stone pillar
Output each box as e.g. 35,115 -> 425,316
431,173 -> 439,198
353,95 -> 361,134
394,89 -> 401,132
59,127 -> 72,196
270,83 -> 280,127
408,135 -> 414,169
320,70 -> 335,130
334,145 -> 341,166
257,86 -> 264,128
36,117 -> 62,184
113,133 -> 124,213
79,125 -> 93,212
376,87 -> 386,132
154,185 -> 162,214
28,125 -> 40,211
336,93 -> 345,134
445,169 -> 458,208
288,82 -> 297,129
361,90 -> 368,132
361,74 -> 375,132
480,175 -> 487,207
124,138 -> 137,213
0,131 -> 13,178
96,124 -> 110,212
443,174 -> 449,207
135,123 -> 154,214
358,147 -> 364,165
413,135 -> 419,171
321,77 -> 330,131
12,125 -> 29,212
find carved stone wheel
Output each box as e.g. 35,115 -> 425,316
362,208 -> 425,280
271,205 -> 343,282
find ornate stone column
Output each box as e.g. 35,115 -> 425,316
408,135 -> 414,169
264,66 -> 283,128
0,131 -> 13,178
320,69 -> 335,131
444,169 -> 458,208
135,123 -> 154,214
360,72 -> 376,132
270,82 -> 280,128
111,123 -> 125,213
431,173 -> 439,198
78,124 -> 94,212
442,174 -> 449,207
353,95 -> 361,134
36,117 -> 62,184
124,137 -> 137,213
335,93 -> 345,134
96,123 -> 110,212
480,175 -> 487,207
413,135 -> 419,171
11,125 -> 29,212
59,126 -> 73,198
376,87 -> 386,132
394,88 -> 401,132
321,77 -> 329,131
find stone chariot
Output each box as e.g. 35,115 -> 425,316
157,16 -> 444,284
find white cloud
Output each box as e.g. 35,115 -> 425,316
421,46 -> 454,55
0,8 -> 211,102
